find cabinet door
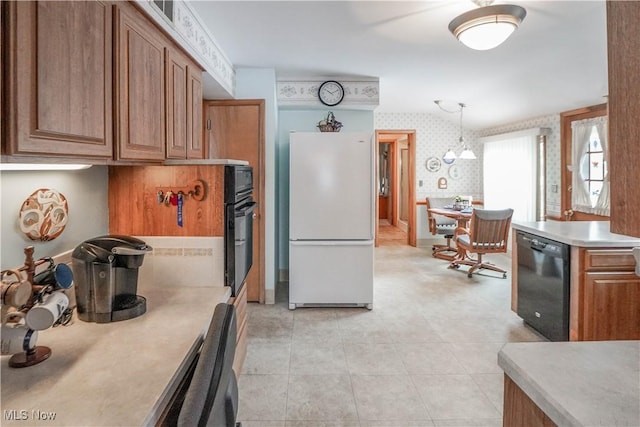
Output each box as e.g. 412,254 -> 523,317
205,100 -> 265,303
186,65 -> 204,159
583,272 -> 640,340
166,48 -> 188,159
3,1 -> 113,158
114,4 -> 165,161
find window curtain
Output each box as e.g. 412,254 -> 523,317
483,134 -> 537,222
593,118 -> 609,216
571,117 -> 609,215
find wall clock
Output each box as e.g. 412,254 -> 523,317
426,157 -> 441,172
318,80 -> 345,106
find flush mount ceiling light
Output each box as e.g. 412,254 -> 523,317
449,4 -> 527,50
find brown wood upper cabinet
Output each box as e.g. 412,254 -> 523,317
3,1 -> 113,158
166,46 -> 204,159
114,3 -> 166,161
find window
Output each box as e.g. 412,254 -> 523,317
559,103 -> 608,221
580,125 -> 606,208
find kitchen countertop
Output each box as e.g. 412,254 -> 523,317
498,341 -> 640,427
511,220 -> 640,247
163,158 -> 249,166
1,283 -> 231,426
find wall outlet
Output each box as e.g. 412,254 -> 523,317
551,184 -> 559,193
419,180 -> 423,187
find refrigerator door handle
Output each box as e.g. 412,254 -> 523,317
290,240 -> 373,246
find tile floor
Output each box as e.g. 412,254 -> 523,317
237,244 -> 545,427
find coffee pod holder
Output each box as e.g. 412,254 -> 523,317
1,246 -> 74,368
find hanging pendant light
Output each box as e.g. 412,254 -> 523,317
434,100 -> 476,160
449,4 -> 527,51
457,103 -> 476,159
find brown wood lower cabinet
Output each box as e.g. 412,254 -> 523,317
570,247 -> 640,341
583,272 -> 640,340
231,283 -> 248,377
503,375 -> 557,427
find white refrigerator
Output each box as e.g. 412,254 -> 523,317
289,131 -> 374,310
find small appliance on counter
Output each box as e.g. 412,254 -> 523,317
72,235 -> 152,323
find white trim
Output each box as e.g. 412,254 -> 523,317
478,127 -> 551,144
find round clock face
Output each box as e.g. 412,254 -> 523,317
318,81 -> 345,106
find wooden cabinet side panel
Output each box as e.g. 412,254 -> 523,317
608,2 -> 640,237
109,166 -> 224,236
503,375 -> 557,427
583,272 -> 640,340
205,100 -> 265,303
5,1 -> 113,157
114,4 -> 165,161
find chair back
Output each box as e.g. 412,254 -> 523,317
426,197 -> 456,235
467,208 -> 514,253
178,303 -> 238,427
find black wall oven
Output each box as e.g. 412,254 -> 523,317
224,165 -> 256,296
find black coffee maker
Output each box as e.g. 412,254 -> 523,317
71,236 -> 152,323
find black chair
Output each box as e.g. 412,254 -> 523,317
177,303 -> 241,427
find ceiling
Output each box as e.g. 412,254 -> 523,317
190,0 -> 608,130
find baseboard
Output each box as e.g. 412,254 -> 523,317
278,269 -> 289,282
265,288 -> 275,305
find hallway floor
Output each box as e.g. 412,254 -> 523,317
237,244 -> 545,426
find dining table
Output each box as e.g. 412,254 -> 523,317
427,206 -> 473,228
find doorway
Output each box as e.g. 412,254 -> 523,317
375,130 -> 416,247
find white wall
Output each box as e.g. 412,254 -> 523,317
277,110 -> 375,272
0,166 -> 109,269
233,67 -> 278,303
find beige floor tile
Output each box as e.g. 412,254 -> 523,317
446,342 -> 506,374
432,419 -> 502,426
362,421 -> 434,427
471,373 -> 505,415
351,374 -> 430,421
344,343 -> 407,375
236,245 -> 538,425
237,374 -> 288,421
411,374 -> 501,420
286,374 -> 358,421
286,421 -> 361,427
385,317 -> 444,343
397,343 -> 466,375
292,317 -> 341,343
242,340 -> 291,375
289,341 -> 348,375
242,422 -> 286,427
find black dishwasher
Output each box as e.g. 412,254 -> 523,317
516,231 -> 570,341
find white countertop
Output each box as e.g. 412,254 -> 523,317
498,341 -> 640,427
511,220 -> 640,247
1,283 -> 231,426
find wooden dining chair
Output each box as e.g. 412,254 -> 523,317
449,208 -> 514,278
426,197 -> 457,260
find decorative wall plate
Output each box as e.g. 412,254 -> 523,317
19,188 -> 69,241
426,157 -> 441,172
448,165 -> 461,180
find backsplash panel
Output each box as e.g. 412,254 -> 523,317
136,236 -> 225,287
